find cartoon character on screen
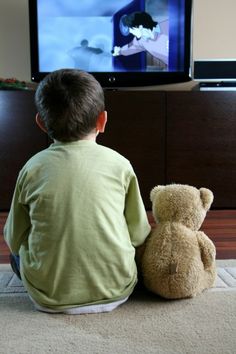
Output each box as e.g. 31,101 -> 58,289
68,39 -> 103,71
112,11 -> 168,66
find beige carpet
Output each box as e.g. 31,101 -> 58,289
0,260 -> 236,354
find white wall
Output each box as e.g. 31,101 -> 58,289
0,0 -> 236,82
0,0 -> 30,81
193,0 -> 236,60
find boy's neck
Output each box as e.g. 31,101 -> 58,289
53,132 -> 97,144
82,132 -> 97,141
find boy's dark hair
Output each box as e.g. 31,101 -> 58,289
122,11 -> 157,30
35,69 -> 105,142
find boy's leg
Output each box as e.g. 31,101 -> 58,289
9,254 -> 21,280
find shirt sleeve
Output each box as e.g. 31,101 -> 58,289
3,174 -> 31,254
120,38 -> 143,56
124,172 -> 151,247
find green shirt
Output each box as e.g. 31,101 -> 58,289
4,140 -> 150,310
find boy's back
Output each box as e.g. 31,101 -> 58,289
4,69 -> 150,313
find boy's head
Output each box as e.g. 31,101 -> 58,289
35,69 -> 105,142
123,11 -> 157,31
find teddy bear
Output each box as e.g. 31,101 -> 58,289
138,184 -> 217,299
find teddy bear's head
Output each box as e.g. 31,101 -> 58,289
150,184 -> 213,231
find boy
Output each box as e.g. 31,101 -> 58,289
4,69 -> 151,314
112,11 -> 168,65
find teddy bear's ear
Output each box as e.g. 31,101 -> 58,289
199,188 -> 214,211
150,185 -> 164,202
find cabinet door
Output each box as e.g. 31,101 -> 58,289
98,90 -> 166,209
0,91 -> 48,210
166,92 -> 236,208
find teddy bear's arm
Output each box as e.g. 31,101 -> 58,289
196,231 -> 216,269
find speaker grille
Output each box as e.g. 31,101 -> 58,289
194,60 -> 236,80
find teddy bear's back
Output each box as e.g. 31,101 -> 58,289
145,221 -> 201,259
142,222 -> 205,298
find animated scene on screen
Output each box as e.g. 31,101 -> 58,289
37,0 -> 185,73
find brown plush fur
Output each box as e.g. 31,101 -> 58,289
140,184 -> 217,299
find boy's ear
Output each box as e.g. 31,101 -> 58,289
35,113 -> 47,133
96,111 -> 107,133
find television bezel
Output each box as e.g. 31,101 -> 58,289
28,0 -> 193,87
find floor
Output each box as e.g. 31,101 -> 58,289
0,212 -> 9,263
1,210 -> 236,263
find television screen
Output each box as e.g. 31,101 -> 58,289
29,0 -> 192,87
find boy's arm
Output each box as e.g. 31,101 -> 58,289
4,183 -> 30,254
119,39 -> 143,56
124,173 -> 151,247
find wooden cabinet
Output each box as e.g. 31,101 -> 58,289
1,89 -> 236,210
0,91 -> 48,210
166,92 -> 236,208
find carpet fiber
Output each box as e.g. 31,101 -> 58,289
1,260 -> 236,354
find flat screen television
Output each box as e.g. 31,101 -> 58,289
29,0 -> 193,88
